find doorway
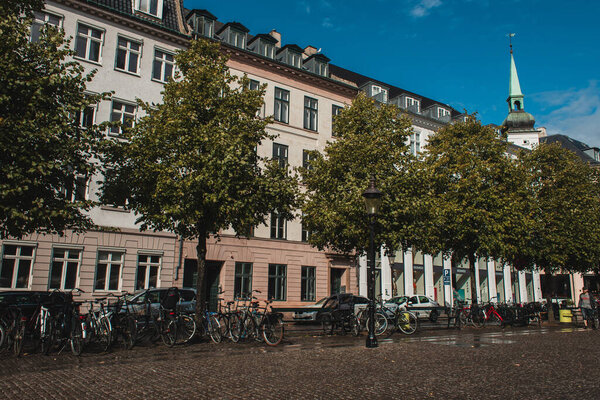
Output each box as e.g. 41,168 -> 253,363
330,268 -> 345,295
183,259 -> 223,311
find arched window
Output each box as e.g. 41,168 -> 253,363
513,100 -> 521,111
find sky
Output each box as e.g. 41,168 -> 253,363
186,0 -> 600,146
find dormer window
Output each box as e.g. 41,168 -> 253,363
406,97 -> 420,113
135,0 -> 163,18
438,107 -> 450,118
217,23 -> 250,50
248,34 -> 278,59
277,45 -> 304,69
371,85 -> 388,103
303,53 -> 330,77
259,42 -> 274,58
187,10 -> 217,38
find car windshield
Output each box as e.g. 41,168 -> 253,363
391,296 -> 408,304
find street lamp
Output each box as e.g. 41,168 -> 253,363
363,176 -> 382,348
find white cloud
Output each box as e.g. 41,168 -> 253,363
532,81 -> 600,146
322,17 -> 333,29
410,0 -> 442,18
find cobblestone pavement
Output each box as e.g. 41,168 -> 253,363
1,326 -> 599,399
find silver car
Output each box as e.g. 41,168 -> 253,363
384,295 -> 440,321
293,297 -> 328,321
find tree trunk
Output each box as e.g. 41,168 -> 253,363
544,268 -> 557,321
468,253 -> 478,305
194,227 -> 208,321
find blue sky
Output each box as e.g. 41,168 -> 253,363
187,0 -> 600,146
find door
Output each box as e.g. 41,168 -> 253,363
330,268 -> 344,295
182,259 -> 222,312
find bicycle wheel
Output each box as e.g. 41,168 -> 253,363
0,322 -> 6,350
161,319 -> 177,347
98,317 -> 112,352
471,308 -> 485,328
120,315 -> 136,350
217,313 -> 231,340
228,314 -> 242,343
206,315 -> 221,344
13,320 -> 25,357
351,315 -> 361,337
70,318 -> 84,356
262,315 -> 284,346
244,315 -> 259,341
489,313 -> 503,327
397,311 -> 418,335
176,315 -> 197,344
367,312 -> 388,336
40,318 -> 55,355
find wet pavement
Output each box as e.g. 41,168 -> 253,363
1,324 -> 599,399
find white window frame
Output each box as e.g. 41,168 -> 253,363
270,212 -> 287,240
0,243 -> 36,289
410,131 -> 421,155
372,85 -> 388,102
30,10 -> 63,42
406,97 -> 420,112
94,251 -> 124,292
74,23 -> 104,64
229,29 -> 246,49
438,107 -> 450,118
49,248 -> 82,290
152,48 -> 175,83
304,96 -> 318,131
134,0 -> 164,18
109,99 -> 137,135
136,253 -> 162,290
274,88 -> 290,124
115,36 -> 142,75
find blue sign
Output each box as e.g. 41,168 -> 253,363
443,269 -> 451,285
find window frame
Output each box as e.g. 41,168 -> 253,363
152,48 -> 175,83
109,99 -> 137,136
94,250 -> 124,292
303,96 -> 318,131
115,36 -> 142,75
331,104 -> 343,137
301,266 -> 316,301
74,23 -> 104,64
49,248 -> 82,290
268,264 -> 287,301
30,10 -> 63,42
272,143 -> 288,168
135,253 -> 161,290
270,212 -> 287,240
405,97 -> 420,112
234,262 -> 253,299
0,243 -> 36,289
274,87 -> 290,124
134,0 -> 164,18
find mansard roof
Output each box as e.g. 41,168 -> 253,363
540,135 -> 600,165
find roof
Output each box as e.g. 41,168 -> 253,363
247,33 -> 278,45
540,135 -> 600,165
329,64 -> 460,117
277,44 -> 305,54
304,53 -> 331,63
216,21 -> 250,34
83,0 -> 186,34
185,8 -> 217,20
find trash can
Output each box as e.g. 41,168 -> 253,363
559,309 -> 573,323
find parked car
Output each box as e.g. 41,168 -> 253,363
127,287 -> 196,316
292,297 -> 329,321
315,293 -> 369,323
384,295 -> 440,321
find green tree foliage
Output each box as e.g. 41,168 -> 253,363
301,93 -> 418,256
101,39 -> 299,313
519,143 -> 600,276
0,0 -> 106,238
419,116 -> 528,304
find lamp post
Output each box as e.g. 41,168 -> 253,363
363,176 -> 382,348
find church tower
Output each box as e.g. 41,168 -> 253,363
501,36 -> 543,149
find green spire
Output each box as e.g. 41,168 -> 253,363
507,46 -> 524,112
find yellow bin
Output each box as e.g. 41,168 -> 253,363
559,309 -> 573,323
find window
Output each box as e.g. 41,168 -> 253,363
135,0 -> 163,18
248,79 -> 260,91
115,37 -> 141,74
61,175 -> 88,202
302,149 -> 316,170
301,266 -> 316,301
274,88 -> 289,123
49,248 -> 81,290
136,254 -> 160,290
410,131 -> 421,155
372,85 -> 388,102
272,143 -> 288,168
74,105 -> 95,128
110,101 -> 136,135
259,42 -> 275,58
301,222 -> 312,243
270,212 -> 286,239
332,105 -> 343,137
304,97 -> 318,131
316,62 -> 328,76
288,52 -> 301,68
31,11 -> 62,42
268,264 -> 286,301
152,49 -> 174,82
95,251 -> 123,291
234,262 -> 252,298
197,16 -> 214,37
438,108 -> 450,118
75,24 -> 103,63
406,97 -> 420,112
229,30 -> 246,49
0,244 -> 35,289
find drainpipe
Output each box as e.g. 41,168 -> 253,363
175,237 -> 184,282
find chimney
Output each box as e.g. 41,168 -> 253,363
303,45 -> 318,58
269,29 -> 281,48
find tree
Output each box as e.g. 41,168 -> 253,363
301,93 -> 418,257
519,143 -> 600,300
419,116 -> 528,304
101,39 -> 299,315
0,0 -> 106,238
